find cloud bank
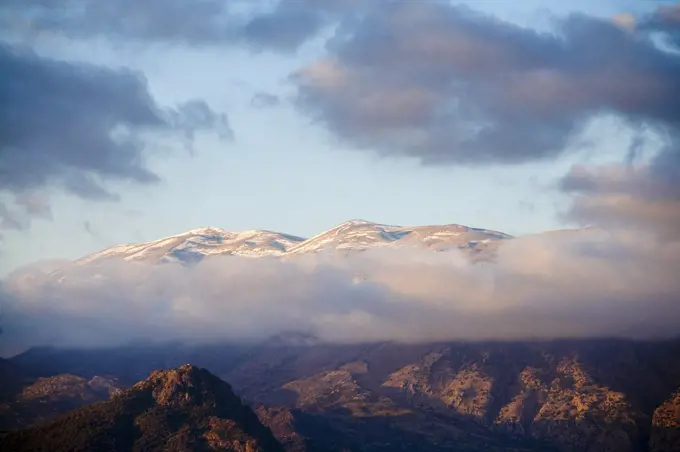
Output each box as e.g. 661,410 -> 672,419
2,226 -> 679,355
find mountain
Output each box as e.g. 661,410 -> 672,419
650,388 -> 680,452
12,220 -> 615,278
46,219 -> 513,269
0,371 -> 120,431
10,338 -> 680,451
74,227 -> 306,266
220,339 -> 680,452
285,219 -> 511,255
0,364 -> 283,452
0,358 -> 25,397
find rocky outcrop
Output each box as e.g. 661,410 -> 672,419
8,338 -> 680,451
0,364 -> 283,451
0,373 -> 120,430
528,358 -> 642,452
373,346 -> 648,451
649,389 -> 680,452
254,405 -> 308,452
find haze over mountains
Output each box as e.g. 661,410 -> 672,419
1,218 -> 679,357
2,218 -> 678,449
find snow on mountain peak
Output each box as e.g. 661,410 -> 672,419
286,220 -> 511,255
185,226 -> 226,235
70,220 -> 512,267
74,227 -> 307,266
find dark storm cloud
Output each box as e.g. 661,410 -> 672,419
294,2 -> 680,165
0,44 -> 229,227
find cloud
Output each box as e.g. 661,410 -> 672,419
293,2 -> 680,165
251,92 -> 281,109
640,3 -> 680,49
0,0 -> 345,52
2,227 -> 679,355
0,44 -> 229,229
1,0 -> 238,45
239,1 -> 328,53
15,193 -> 52,220
560,127 -> 680,240
5,2 -> 678,167
0,193 -> 52,231
0,202 -> 23,230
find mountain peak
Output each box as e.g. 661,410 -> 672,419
185,226 -> 226,235
133,364 -> 236,409
2,364 -> 284,451
63,219 -> 514,268
333,219 -> 398,230
145,362 -> 205,382
340,219 -> 376,226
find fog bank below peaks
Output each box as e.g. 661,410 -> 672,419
2,228 -> 679,355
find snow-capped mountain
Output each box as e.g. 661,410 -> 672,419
286,219 -> 512,255
70,220 -> 513,267
74,227 -> 306,266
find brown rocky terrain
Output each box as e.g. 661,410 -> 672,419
219,340 -> 680,451
5,338 -> 680,451
0,373 -> 121,430
0,364 -> 283,451
649,388 -> 680,452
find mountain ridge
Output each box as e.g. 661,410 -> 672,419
8,338 -> 680,451
65,219 -> 516,268
0,364 -> 284,451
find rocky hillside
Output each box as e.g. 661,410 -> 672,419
0,371 -> 120,430
650,388 -> 680,452
218,339 -> 680,452
0,364 -> 283,451
8,339 -> 680,451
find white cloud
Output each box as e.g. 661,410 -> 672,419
2,226 -> 679,356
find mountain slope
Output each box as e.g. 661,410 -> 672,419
219,338 -> 680,452
650,388 -> 680,452
63,219 -> 513,269
0,372 -> 121,431
75,227 -> 306,266
286,219 -> 511,255
0,364 -> 283,452
9,339 -> 680,451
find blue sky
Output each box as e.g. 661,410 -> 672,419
0,0 -> 678,275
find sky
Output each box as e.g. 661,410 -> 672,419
0,0 -> 678,277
